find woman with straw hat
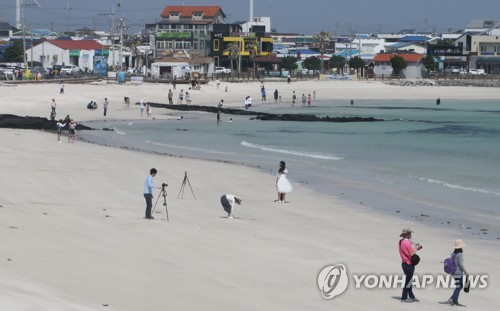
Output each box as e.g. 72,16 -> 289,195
449,239 -> 468,307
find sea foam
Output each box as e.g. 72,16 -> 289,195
241,141 -> 343,160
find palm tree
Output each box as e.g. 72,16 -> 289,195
314,30 -> 330,73
227,42 -> 240,74
245,41 -> 258,74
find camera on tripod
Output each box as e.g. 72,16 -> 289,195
161,183 -> 168,188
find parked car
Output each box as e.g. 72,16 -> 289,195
468,69 -> 486,75
444,66 -> 462,74
60,65 -> 82,76
215,66 -> 231,74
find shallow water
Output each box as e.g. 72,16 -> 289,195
79,99 -> 500,239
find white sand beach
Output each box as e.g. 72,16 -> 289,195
1,79 -> 499,310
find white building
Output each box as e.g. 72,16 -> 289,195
26,39 -> 120,71
241,17 -> 271,33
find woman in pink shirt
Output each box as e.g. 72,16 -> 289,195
399,228 -> 422,303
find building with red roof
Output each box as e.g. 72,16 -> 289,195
147,6 -> 226,58
372,52 -> 425,78
27,39 -> 110,73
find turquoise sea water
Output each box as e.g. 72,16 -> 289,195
79,99 -> 500,238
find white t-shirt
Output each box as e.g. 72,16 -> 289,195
140,99 -> 145,108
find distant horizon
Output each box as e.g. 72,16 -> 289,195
0,0 -> 499,36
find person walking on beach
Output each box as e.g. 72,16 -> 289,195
292,91 -> 296,105
287,73 -> 291,84
217,111 -> 221,126
185,91 -> 192,105
178,89 -> 184,104
307,94 -> 312,107
301,94 -> 306,105
51,98 -> 57,114
172,79 -> 176,90
103,98 -> 109,117
274,89 -> 279,103
275,161 -> 292,203
220,194 -> 242,219
448,239 -> 468,307
168,89 -> 173,105
56,119 -> 66,143
146,103 -> 152,117
67,119 -> 76,143
436,97 -> 441,105
144,168 -> 157,219
261,87 -> 267,102
313,90 -> 316,100
140,98 -> 145,117
60,81 -> 64,94
399,228 -> 422,303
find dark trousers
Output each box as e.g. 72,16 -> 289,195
168,98 -> 173,104
104,108 -> 107,116
451,275 -> 463,303
144,193 -> 153,218
402,262 -> 415,299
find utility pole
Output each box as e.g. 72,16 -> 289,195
66,1 -> 72,34
117,17 -> 130,70
98,5 -> 115,68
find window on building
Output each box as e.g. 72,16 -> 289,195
170,12 -> 180,18
193,12 -> 203,19
214,39 -> 220,51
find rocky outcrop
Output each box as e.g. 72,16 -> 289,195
0,114 -> 93,130
147,103 -> 383,122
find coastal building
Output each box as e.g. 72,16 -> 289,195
0,22 -> 14,38
26,39 -> 108,73
372,52 -> 425,78
469,35 -> 500,74
210,23 -> 273,71
147,6 -> 226,58
241,17 -> 271,33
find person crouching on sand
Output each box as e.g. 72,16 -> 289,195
220,194 -> 242,219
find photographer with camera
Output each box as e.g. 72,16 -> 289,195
399,228 -> 423,303
143,168 -> 157,219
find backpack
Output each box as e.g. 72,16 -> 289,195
443,254 -> 456,274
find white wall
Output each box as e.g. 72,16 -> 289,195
27,42 -> 123,70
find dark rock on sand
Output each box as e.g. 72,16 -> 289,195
146,103 -> 383,123
0,114 -> 93,131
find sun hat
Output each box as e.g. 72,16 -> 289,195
454,239 -> 466,249
399,228 -> 413,237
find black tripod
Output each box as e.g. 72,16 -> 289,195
152,183 -> 169,221
178,171 -> 196,199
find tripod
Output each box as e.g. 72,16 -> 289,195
152,184 -> 169,221
178,171 -> 196,199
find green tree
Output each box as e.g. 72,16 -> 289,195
422,54 -> 436,75
245,41 -> 258,72
313,30 -> 330,73
348,56 -> 365,75
302,56 -> 321,72
4,41 -> 24,62
329,55 -> 345,73
390,55 -> 408,76
226,42 -> 240,73
280,56 -> 298,72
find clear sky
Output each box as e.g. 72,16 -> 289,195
1,0 -> 500,35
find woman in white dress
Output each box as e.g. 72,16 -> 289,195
275,161 -> 292,203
